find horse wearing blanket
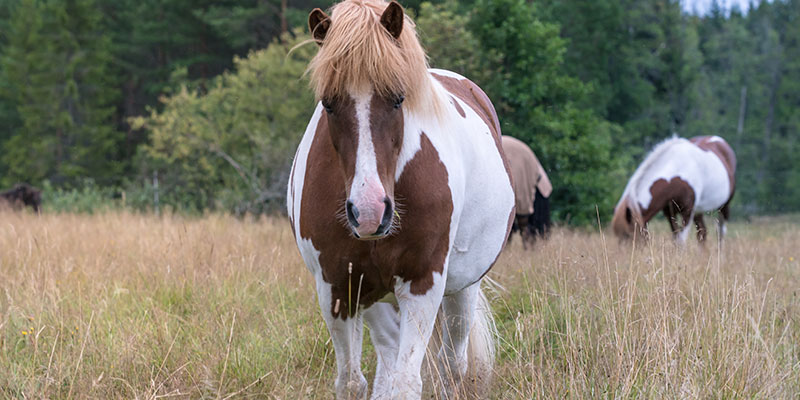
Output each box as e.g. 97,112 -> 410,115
501,135 -> 552,248
287,0 -> 514,398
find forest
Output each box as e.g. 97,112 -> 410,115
0,0 -> 797,224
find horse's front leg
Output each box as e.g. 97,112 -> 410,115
376,271 -> 446,399
363,303 -> 400,397
315,277 -> 367,400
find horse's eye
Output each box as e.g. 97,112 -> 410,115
322,99 -> 333,113
393,95 -> 405,109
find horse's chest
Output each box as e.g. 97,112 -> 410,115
297,129 -> 454,319
309,231 -> 450,319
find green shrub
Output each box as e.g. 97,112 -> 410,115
40,180 -> 119,213
130,30 -> 316,216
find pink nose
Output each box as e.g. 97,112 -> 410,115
346,197 -> 393,238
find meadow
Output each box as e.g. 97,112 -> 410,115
0,211 -> 798,398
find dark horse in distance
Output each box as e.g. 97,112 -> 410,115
0,183 -> 42,212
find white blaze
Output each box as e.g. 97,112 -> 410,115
348,88 -> 387,235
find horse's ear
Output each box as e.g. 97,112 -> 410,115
380,1 -> 404,40
308,8 -> 330,44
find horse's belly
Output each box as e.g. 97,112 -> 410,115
696,184 -> 730,212
694,158 -> 731,212
442,138 -> 514,294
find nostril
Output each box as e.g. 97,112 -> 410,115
376,197 -> 393,235
346,200 -> 360,227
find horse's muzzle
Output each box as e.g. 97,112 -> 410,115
346,197 -> 393,239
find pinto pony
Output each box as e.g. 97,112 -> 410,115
287,1 -> 514,398
502,135 -> 552,248
612,136 -> 736,244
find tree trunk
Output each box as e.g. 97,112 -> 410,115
55,126 -> 64,185
280,0 -> 288,36
124,78 -> 137,158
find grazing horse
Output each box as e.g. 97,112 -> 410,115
612,136 -> 736,244
501,135 -> 552,249
287,1 -> 514,398
0,183 -> 41,212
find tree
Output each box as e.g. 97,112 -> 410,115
542,0 -> 705,152
765,0 -> 800,211
131,31 -> 316,214
467,0 -> 627,224
0,0 -> 21,177
416,1 -> 488,81
0,0 -> 122,187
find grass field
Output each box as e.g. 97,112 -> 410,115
0,211 -> 798,398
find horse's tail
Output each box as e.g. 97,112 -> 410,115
466,283 -> 497,395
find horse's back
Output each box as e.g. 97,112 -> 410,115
623,138 -> 730,216
690,135 -> 736,192
501,135 -> 551,215
666,137 -> 732,212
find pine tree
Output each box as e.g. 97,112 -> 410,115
0,0 -> 22,177
0,0 -> 122,187
539,0 -> 706,167
468,0 -> 627,224
768,0 -> 800,211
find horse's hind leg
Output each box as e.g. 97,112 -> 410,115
437,281 -> 494,399
694,214 -> 707,244
513,214 -> 532,250
718,202 -> 731,244
363,303 -> 399,398
520,215 -> 534,250
437,283 -> 479,398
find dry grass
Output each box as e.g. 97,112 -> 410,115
0,211 -> 798,398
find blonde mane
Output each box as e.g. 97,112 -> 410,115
307,0 -> 443,117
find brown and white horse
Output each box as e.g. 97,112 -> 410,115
612,136 -> 736,244
287,1 -> 514,398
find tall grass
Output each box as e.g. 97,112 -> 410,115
492,218 -> 800,398
0,211 -> 797,398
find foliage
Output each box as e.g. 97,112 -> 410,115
130,31 -> 316,215
39,179 -> 121,213
0,0 -> 122,187
0,0 -> 799,220
538,0 -> 800,216
463,0 -> 627,224
416,1 -> 487,81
